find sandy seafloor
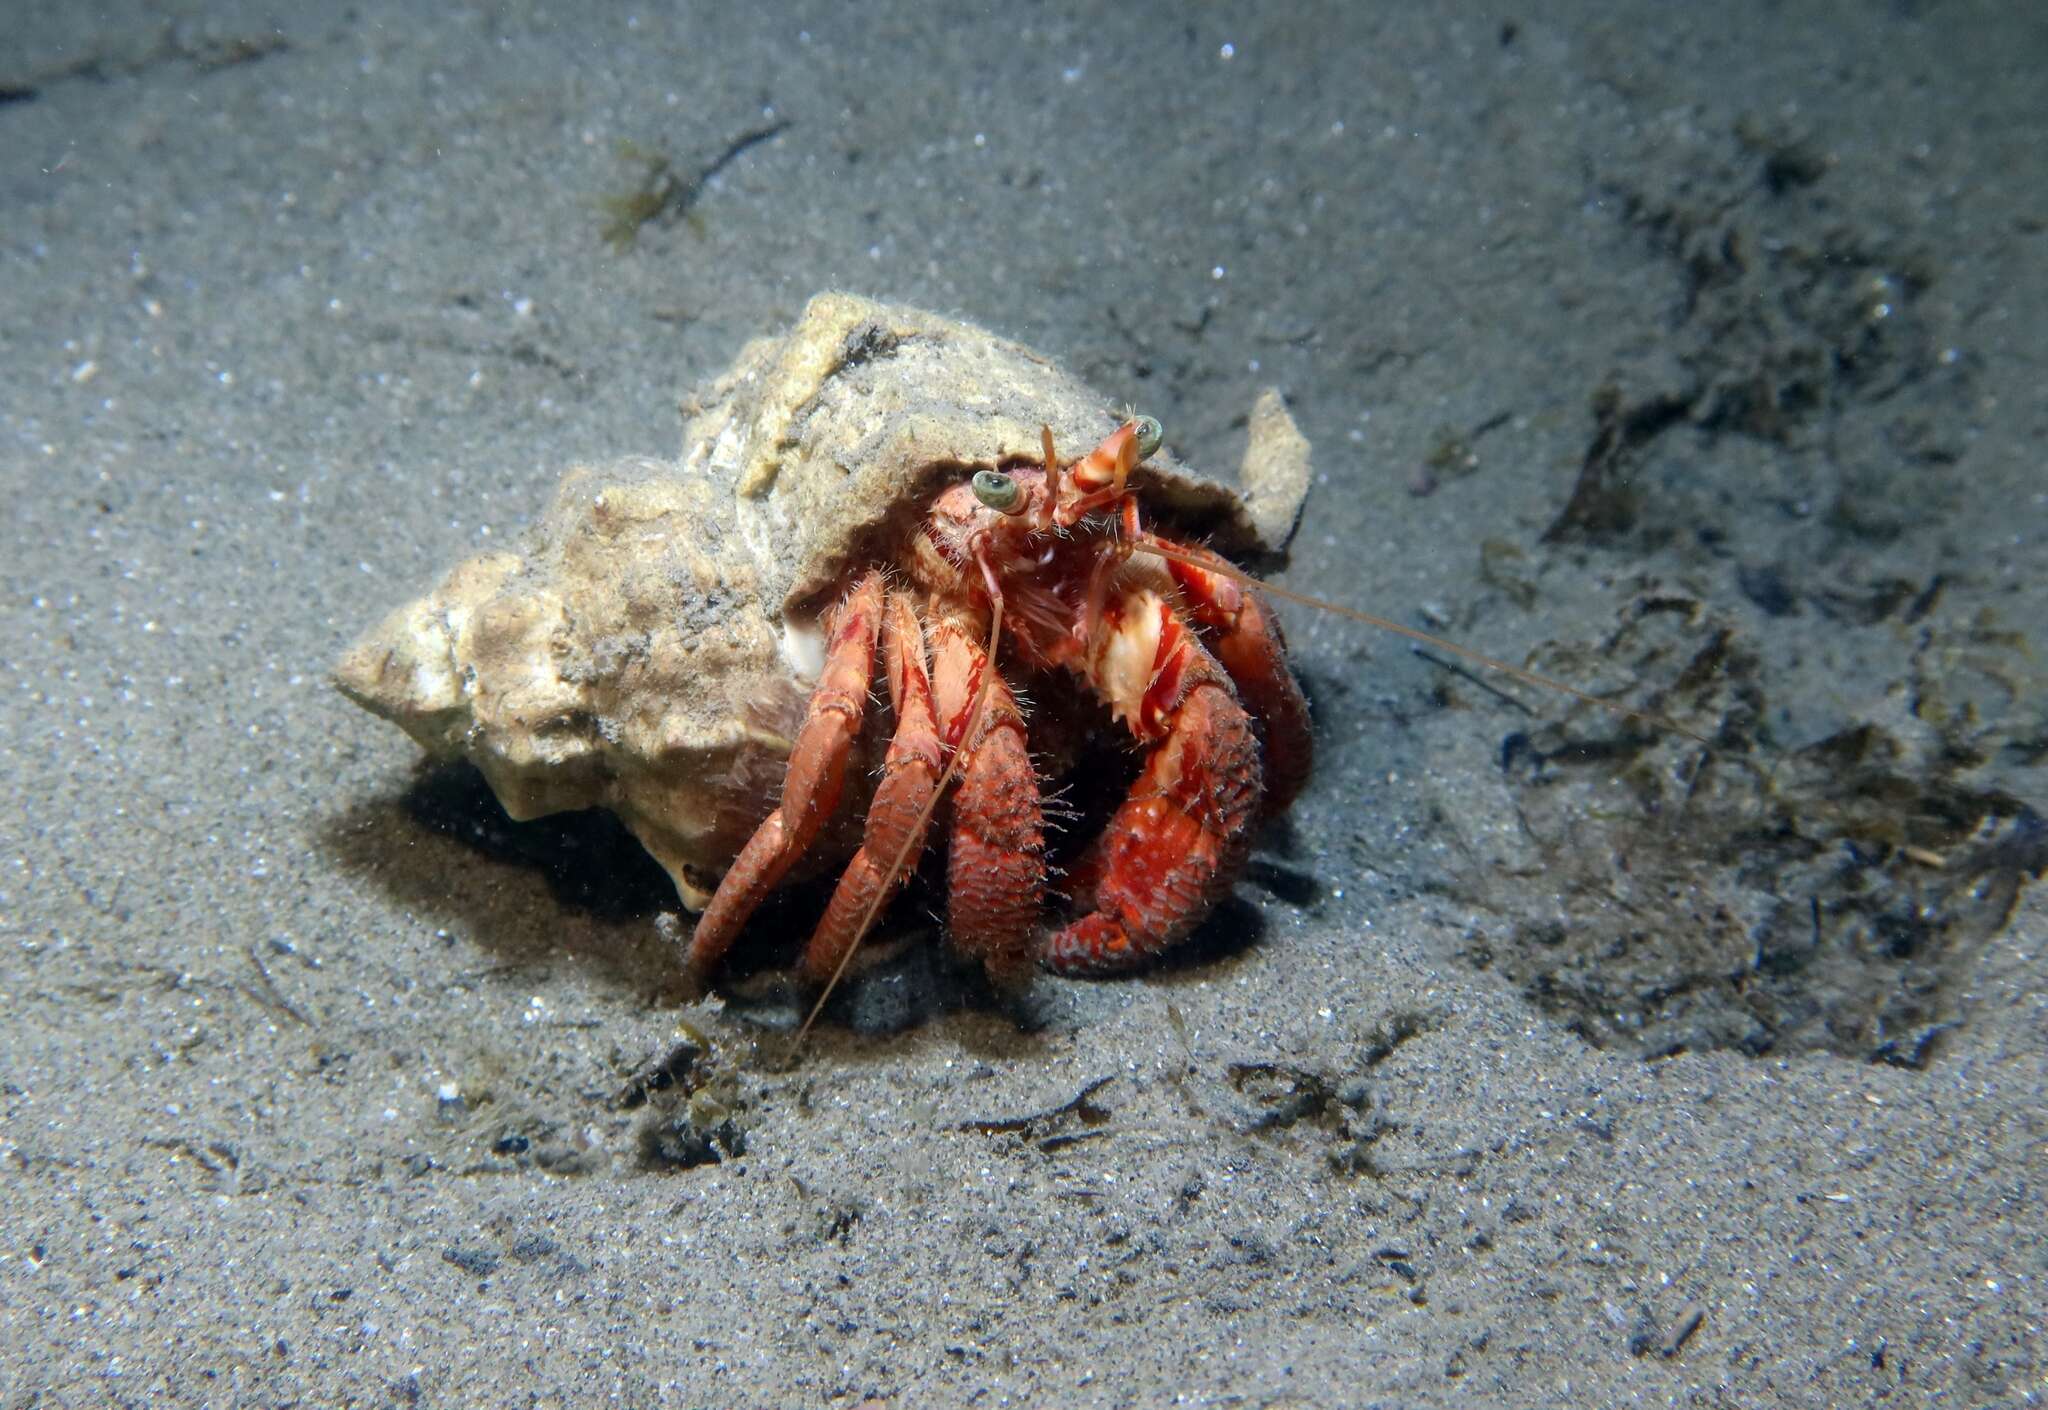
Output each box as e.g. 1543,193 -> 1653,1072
4,2 -> 2046,1405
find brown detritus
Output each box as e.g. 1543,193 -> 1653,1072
1561,120 -> 1961,551
612,1020 -> 714,1109
1736,114 -> 1832,196
1809,576 -> 1918,626
1467,591 -> 2047,1065
1420,425 -> 1477,494
1229,1061 -> 1391,1178
640,1108 -> 747,1170
1630,1301 -> 1708,1359
630,1028 -> 748,1171
1226,1013 -> 1426,1175
5,23 -> 287,97
1542,384 -> 1689,544
1410,412 -> 1510,497
243,944 -> 312,1027
598,142 -> 678,250
600,123 -> 792,250
1229,1061 -> 1347,1133
1478,537 -> 1539,610
957,1075 -> 1117,1154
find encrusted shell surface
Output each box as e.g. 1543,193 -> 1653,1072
335,292 -> 1311,908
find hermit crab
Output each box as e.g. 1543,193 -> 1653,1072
336,293 -> 1315,988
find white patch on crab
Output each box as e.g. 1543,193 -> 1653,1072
1096,588 -> 1164,729
781,616 -> 827,683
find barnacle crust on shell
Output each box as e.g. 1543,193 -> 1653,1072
335,292 -> 1311,909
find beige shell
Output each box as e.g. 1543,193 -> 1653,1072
334,292 -> 1311,909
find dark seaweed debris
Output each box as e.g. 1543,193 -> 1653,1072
617,1027 -> 751,1170
600,123 -> 792,250
1457,591 -> 2046,1065
1550,119 -> 1962,551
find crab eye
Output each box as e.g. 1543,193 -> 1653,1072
1132,415 -> 1164,460
971,469 -> 1024,513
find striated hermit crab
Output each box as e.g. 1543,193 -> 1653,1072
337,293 -> 1314,986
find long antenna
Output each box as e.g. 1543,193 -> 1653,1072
1130,538 -> 1709,746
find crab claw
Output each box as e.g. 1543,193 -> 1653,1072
1042,675 -> 1261,975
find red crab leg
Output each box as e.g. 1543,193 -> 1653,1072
798,592 -> 946,986
1150,533 -> 1313,815
930,612 -> 1045,983
1045,604 -> 1264,976
686,571 -> 885,977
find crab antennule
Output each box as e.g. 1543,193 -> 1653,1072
1035,425 -> 1062,532
1077,423 -> 1133,491
1055,421 -> 1146,525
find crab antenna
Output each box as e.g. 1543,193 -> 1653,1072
1130,538 -> 1710,747
794,580 -> 1007,1050
1037,425 -> 1063,531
